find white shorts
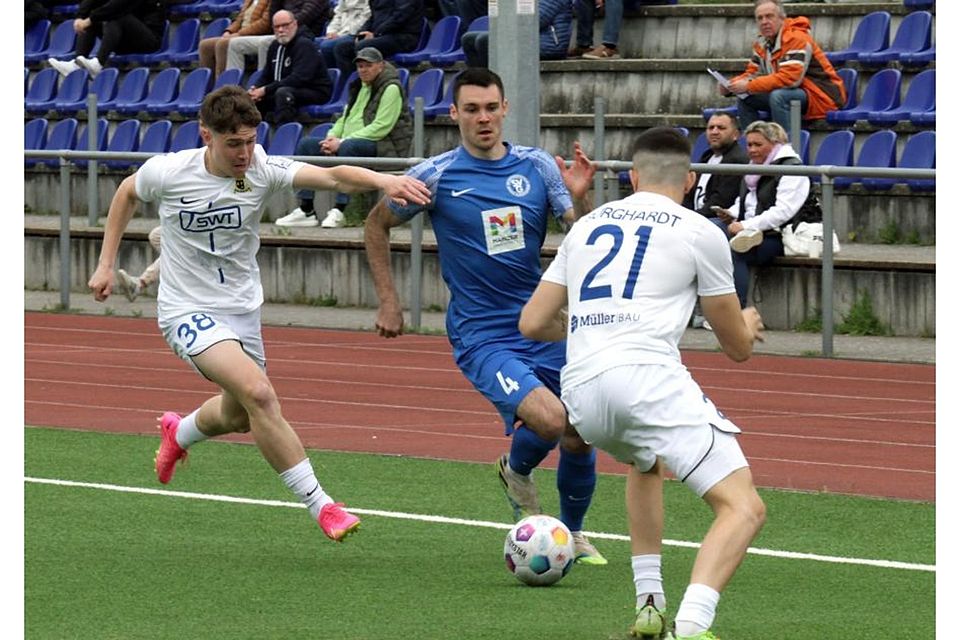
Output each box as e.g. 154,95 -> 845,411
159,309 -> 266,372
562,363 -> 748,497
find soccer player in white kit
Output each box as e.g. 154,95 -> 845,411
88,85 -> 431,543
519,127 -> 767,640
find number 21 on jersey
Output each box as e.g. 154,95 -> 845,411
579,224 -> 653,302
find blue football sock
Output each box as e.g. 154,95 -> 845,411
557,447 -> 596,531
508,426 -> 557,476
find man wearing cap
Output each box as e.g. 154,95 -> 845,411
330,0 -> 424,79
247,10 -> 332,125
276,46 -> 413,228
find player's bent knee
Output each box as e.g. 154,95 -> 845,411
240,378 -> 281,416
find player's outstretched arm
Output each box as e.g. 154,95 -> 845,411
293,164 -> 430,207
700,294 -> 765,362
364,198 -> 407,338
519,281 -> 569,342
88,174 -> 141,302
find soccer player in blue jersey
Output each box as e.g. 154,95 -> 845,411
364,67 -> 607,565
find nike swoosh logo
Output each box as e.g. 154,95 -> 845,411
180,196 -> 203,205
451,188 -> 475,197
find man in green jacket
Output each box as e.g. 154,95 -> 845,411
277,46 -> 413,228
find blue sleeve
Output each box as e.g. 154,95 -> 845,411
388,157 -> 439,221
528,147 -> 573,219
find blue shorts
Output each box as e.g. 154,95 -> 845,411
456,339 -> 565,435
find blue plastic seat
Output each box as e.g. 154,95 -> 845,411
151,67 -> 211,116
796,129 -> 810,165
25,68 -> 60,114
857,11 -> 931,65
910,108 -> 935,127
690,132 -> 708,161
50,68 -> 90,113
867,68 -> 934,126
58,67 -> 118,113
825,68 -> 900,124
397,67 -> 409,93
25,19 -> 75,63
25,118 -> 49,167
266,122 -> 303,155
306,122 -> 333,140
836,68 -> 858,111
256,120 -> 270,148
825,11 -> 890,65
309,70 -> 356,118
244,68 -> 263,89
115,67 -> 180,115
134,119 -> 173,167
157,18 -> 201,65
424,71 -> 462,118
407,67 -> 444,113
103,119 -> 141,169
25,19 -> 52,58
393,16 -> 461,67
37,117 -> 79,167
73,117 -> 109,168
204,17 -> 231,39
862,130 -> 934,192
170,120 -> 202,151
301,68 -> 342,118
900,43 -> 935,66
833,130 -> 897,189
99,67 -> 149,111
810,130 -> 854,184
212,67 -> 243,90
431,16 -> 487,67
167,0 -> 205,15
904,0 -> 934,11
110,21 -> 170,64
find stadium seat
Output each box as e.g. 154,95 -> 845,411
98,66 -> 149,111
857,11 -> 931,65
24,67 -> 60,114
424,71 -> 462,118
114,67 -> 180,115
36,117 -> 79,167
836,68 -> 858,111
256,120 -> 270,148
134,119 -> 173,166
407,68 -> 444,114
910,108 -> 935,127
102,119 -> 141,169
862,130 -> 934,192
156,18 -> 201,65
50,68 -> 90,113
833,130 -> 896,189
431,16 -> 487,67
825,68 -> 900,124
58,67 -> 119,113
690,132 -> 708,161
306,122 -> 333,140
393,16 -> 461,67
203,17 -> 231,39
825,11 -> 890,64
25,19 -> 75,63
244,68 -> 263,89
151,67 -> 212,116
903,0 -> 934,10
167,0 -> 205,16
25,19 -> 52,59
796,129 -> 810,165
810,130 -> 854,184
24,118 -> 49,167
110,21 -> 170,64
301,68 -> 341,118
900,43 -> 935,66
266,122 -> 303,155
866,69 -> 934,126
213,67 -> 243,90
170,120 -> 202,151
397,67 -> 410,93
308,70 -> 356,118
388,18 -> 431,65
73,117 -> 109,168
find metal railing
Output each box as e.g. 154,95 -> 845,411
25,105 -> 935,357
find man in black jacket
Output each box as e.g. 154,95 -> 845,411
330,0 -> 424,78
248,10 -> 332,125
682,112 -> 749,218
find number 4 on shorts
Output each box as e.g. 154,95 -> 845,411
497,371 -> 520,395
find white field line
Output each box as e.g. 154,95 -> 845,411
25,476 -> 934,573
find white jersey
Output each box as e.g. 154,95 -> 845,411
135,146 -> 303,319
542,191 -> 735,389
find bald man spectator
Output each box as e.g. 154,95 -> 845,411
683,112 -> 749,218
722,0 -> 845,133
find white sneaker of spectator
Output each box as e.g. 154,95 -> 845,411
48,57 -> 80,77
75,56 -> 103,78
275,207 -> 319,227
320,208 -> 345,228
729,228 -> 763,253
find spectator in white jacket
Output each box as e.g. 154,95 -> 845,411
317,0 -> 372,71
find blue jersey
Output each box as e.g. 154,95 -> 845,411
390,143 -> 573,357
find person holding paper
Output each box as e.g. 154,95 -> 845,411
720,0 -> 845,133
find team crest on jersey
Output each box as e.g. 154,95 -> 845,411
482,206 -> 525,255
234,178 -> 251,193
505,174 -> 531,198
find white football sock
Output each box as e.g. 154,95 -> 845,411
175,410 -> 209,449
280,458 -> 331,521
632,554 -> 666,610
674,583 -> 720,637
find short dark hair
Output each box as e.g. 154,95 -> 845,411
452,67 -> 505,106
199,85 -> 262,134
630,127 -> 692,187
631,127 -> 692,159
708,111 -> 739,132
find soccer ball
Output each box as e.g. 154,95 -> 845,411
503,514 -> 575,586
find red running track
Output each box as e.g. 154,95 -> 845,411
24,312 -> 935,502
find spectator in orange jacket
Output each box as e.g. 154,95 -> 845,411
721,0 -> 845,134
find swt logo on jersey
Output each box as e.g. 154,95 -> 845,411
179,205 -> 242,232
482,206 -> 525,255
